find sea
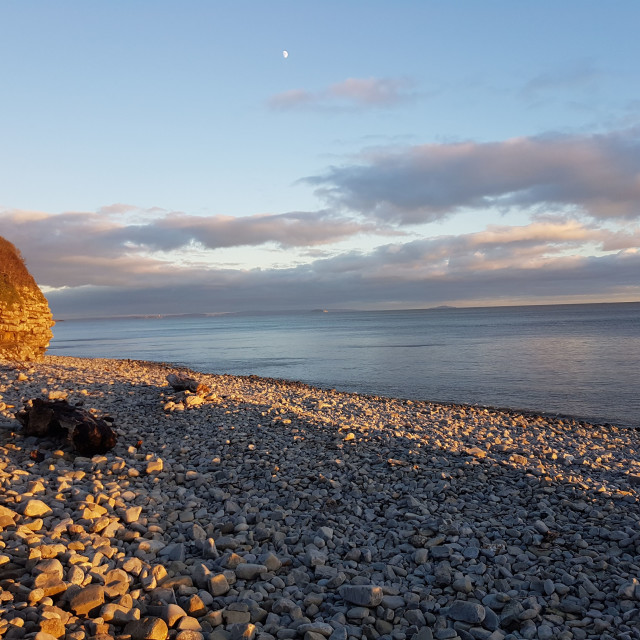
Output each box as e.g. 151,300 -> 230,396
48,302 -> 640,428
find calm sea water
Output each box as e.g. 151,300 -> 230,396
48,303 -> 640,427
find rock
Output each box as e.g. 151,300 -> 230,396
229,623 -> 256,640
69,584 -> 105,616
184,594 -> 207,618
339,585 -> 384,607
234,563 -> 267,580
176,632 -> 204,640
260,552 -> 281,571
381,595 -> 405,609
33,558 -> 64,580
38,619 -> 66,638
202,538 -> 219,558
164,604 -> 188,627
447,600 -> 486,624
537,625 -> 554,640
101,603 -> 141,626
452,576 -> 473,593
104,568 -> 130,597
21,499 -> 52,518
33,575 -> 67,597
0,505 -> 18,522
175,617 -> 202,631
146,458 -> 164,474
125,617 -> 169,640
124,506 -> 143,523
298,623 -> 334,637
208,574 -> 230,596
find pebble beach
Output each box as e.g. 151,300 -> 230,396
0,355 -> 639,640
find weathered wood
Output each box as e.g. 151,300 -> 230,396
16,399 -> 117,455
166,373 -> 210,395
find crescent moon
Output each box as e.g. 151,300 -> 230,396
283,50 -> 289,59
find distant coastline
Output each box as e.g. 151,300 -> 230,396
52,300 -> 638,323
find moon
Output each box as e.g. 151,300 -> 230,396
282,50 -> 288,59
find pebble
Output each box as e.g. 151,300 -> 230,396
0,355 -> 638,640
234,563 -> 267,580
22,498 -> 52,517
125,617 -> 169,640
68,584 -> 105,616
339,585 -> 384,607
447,600 -> 486,624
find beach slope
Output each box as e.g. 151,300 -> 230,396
1,356 -> 639,640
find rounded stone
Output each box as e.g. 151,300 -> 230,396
447,600 -> 486,624
339,585 -> 384,607
125,616 -> 169,640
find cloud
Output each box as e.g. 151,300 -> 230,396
307,219 -> 614,280
37,218 -> 640,317
127,210 -> 385,251
269,77 -> 416,110
520,60 -> 601,103
97,203 -> 140,216
268,89 -> 314,109
5,126 -> 640,317
0,207 -> 392,287
304,129 -> 640,223
46,243 -> 640,318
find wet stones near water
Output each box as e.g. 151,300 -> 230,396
0,355 -> 639,640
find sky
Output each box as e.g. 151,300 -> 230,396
1,0 -> 640,318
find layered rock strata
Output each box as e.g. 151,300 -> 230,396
0,236 -> 54,361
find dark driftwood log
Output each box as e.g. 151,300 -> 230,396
166,373 -> 210,395
16,399 -> 117,456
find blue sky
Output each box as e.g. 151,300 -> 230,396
2,1 -> 639,317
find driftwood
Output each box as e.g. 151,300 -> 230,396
166,373 -> 210,395
16,399 -> 117,456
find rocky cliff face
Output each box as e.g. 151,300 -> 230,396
0,236 -> 54,361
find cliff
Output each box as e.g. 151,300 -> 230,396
0,236 -> 54,361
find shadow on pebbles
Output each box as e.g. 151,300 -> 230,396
0,356 -> 639,640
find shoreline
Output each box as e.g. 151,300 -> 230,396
1,355 -> 639,640
45,354 -> 638,431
